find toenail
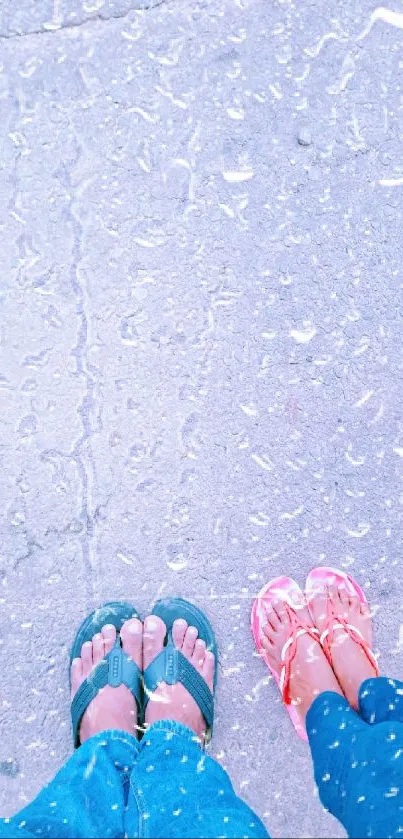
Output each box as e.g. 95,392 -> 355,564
188,626 -> 198,636
128,621 -> 141,635
103,624 -> 115,632
145,617 -> 158,631
174,619 -> 186,628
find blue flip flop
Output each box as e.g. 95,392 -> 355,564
143,597 -> 217,741
70,601 -> 142,747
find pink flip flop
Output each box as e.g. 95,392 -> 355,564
305,566 -> 378,676
251,576 -> 320,741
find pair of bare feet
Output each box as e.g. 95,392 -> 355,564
261,584 -> 375,721
71,614 -> 215,743
71,586 -> 375,744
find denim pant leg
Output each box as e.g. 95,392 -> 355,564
0,730 -> 139,839
306,688 -> 403,838
125,721 -> 269,839
359,677 -> 403,725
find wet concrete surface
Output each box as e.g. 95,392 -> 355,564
0,1 -> 402,836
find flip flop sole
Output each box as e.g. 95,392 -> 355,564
251,576 -> 308,741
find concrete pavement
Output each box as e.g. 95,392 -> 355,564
0,1 -> 402,835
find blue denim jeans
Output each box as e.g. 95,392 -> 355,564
0,721 -> 268,838
307,676 -> 403,838
3,677 -> 403,838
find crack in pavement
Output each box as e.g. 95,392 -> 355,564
0,0 -> 169,43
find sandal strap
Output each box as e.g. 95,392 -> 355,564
320,621 -> 364,645
143,643 -> 214,731
277,606 -> 321,705
320,607 -> 378,676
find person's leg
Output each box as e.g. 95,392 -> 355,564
125,615 -> 269,839
126,721 -> 268,839
261,584 -> 403,839
307,689 -> 403,839
1,730 -> 138,839
306,588 -> 403,838
359,676 -> 403,725
1,616 -> 143,839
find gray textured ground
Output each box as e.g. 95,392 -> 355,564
0,0 -> 402,836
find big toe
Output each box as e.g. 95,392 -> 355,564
307,589 -> 329,632
292,601 -> 314,627
143,615 -> 166,668
120,617 -> 143,668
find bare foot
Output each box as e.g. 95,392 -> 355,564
261,597 -> 343,723
143,615 -> 215,741
308,585 -> 376,710
70,618 -> 142,743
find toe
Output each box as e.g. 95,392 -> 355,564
289,587 -> 306,610
262,617 -> 275,639
275,597 -> 312,630
338,586 -> 350,611
71,657 -> 83,693
193,638 -> 206,669
308,589 -> 328,630
102,623 -> 117,655
263,605 -> 277,632
143,615 -> 166,669
182,625 -> 198,658
202,650 -> 215,691
121,618 -> 143,668
261,627 -> 274,648
92,632 -> 105,665
351,591 -> 362,611
337,587 -> 354,623
81,641 -> 93,672
272,598 -> 288,623
172,618 -> 187,648
328,584 -> 341,611
295,602 -> 314,627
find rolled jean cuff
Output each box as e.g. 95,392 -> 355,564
358,676 -> 403,725
80,728 -> 140,765
141,719 -> 204,751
